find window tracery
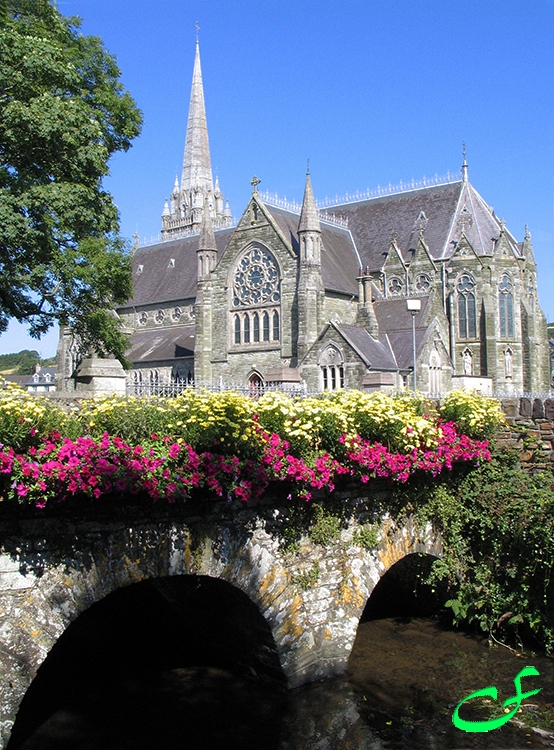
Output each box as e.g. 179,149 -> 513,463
428,348 -> 442,396
388,276 -> 403,296
457,274 -> 476,339
499,274 -> 514,338
230,244 -> 281,348
232,244 -> 280,308
320,345 -> 345,391
415,273 -> 431,293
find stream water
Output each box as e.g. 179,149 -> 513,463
15,616 -> 554,750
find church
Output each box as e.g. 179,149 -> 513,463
62,39 -> 551,397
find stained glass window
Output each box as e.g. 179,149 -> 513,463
499,275 -> 514,338
457,274 -> 476,339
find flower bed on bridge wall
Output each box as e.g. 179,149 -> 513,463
0,385 -> 503,508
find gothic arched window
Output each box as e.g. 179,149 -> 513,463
319,345 -> 345,391
230,243 -> 281,348
232,244 -> 280,307
457,274 -> 477,339
499,274 -> 514,338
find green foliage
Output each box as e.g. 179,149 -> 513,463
78,395 -> 172,445
308,504 -> 341,546
352,523 -> 380,551
0,348 -> 39,373
410,450 -> 554,651
293,561 -> 320,590
0,0 -> 142,360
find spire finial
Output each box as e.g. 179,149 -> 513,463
195,21 -> 200,42
306,158 -> 310,175
461,141 -> 468,182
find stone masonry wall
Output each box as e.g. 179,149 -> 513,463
498,397 -> 554,473
0,485 -> 441,749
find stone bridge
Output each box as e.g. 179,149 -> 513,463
0,483 -> 442,748
2,394 -> 554,747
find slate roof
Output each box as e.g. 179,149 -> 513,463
125,227 -> 234,307
373,297 -> 430,370
334,323 -> 398,370
125,202 -> 361,311
324,179 -> 521,271
127,326 -> 195,363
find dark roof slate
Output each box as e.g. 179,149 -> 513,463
327,182 -> 463,269
125,228 -> 234,307
324,180 -> 521,271
127,326 -> 195,363
373,297 -> 430,369
334,323 -> 397,370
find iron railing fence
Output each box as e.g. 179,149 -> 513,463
126,379 -> 554,402
127,379 -> 314,399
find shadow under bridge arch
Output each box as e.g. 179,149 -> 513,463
8,575 -> 287,750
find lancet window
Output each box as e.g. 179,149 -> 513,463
498,274 -> 514,338
457,274 -> 477,339
319,345 -> 345,391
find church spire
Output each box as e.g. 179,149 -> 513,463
161,33 -> 232,239
181,38 -> 213,196
298,170 -> 321,235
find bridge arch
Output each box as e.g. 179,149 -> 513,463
7,574 -> 285,749
0,500 -> 442,749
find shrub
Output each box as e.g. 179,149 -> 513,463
439,390 -> 505,439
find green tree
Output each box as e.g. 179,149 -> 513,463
0,0 -> 142,361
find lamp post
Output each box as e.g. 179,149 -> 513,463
406,299 -> 421,393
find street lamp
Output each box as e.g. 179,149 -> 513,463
406,299 -> 421,393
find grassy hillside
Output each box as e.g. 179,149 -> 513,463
0,351 -> 56,376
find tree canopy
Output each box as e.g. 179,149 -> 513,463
0,0 -> 142,361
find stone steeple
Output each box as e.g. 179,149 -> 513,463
298,170 -> 321,265
161,38 -> 232,240
181,39 -> 213,198
297,171 -> 324,360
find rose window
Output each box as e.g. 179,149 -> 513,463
232,246 -> 280,308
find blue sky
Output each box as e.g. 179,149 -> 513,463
2,0 -> 553,357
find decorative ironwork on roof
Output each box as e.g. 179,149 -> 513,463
318,171 -> 462,208
259,192 -> 349,228
261,171 -> 462,228
140,218 -> 237,248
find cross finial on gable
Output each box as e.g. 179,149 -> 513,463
250,175 -> 261,193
